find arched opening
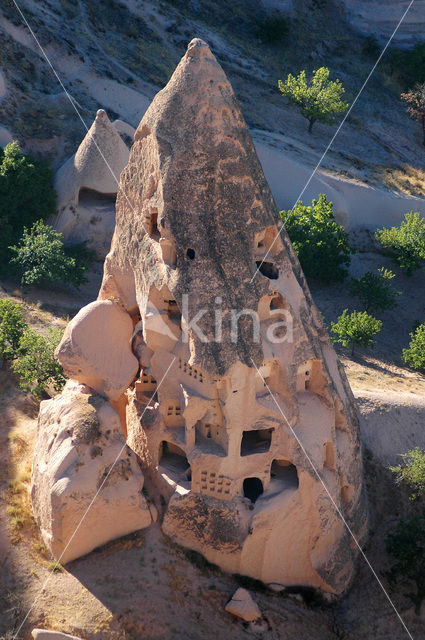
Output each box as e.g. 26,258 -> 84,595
243,477 -> 263,503
341,484 -> 353,504
158,441 -> 191,487
195,421 -> 227,456
268,460 -> 299,497
148,209 -> 160,239
270,292 -> 287,311
186,248 -> 195,260
78,187 -> 116,207
240,428 -> 273,456
296,359 -> 327,395
254,226 -> 281,257
324,441 -> 336,470
166,299 -> 181,325
255,261 -> 279,279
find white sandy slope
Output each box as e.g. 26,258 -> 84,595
355,389 -> 425,465
254,135 -> 425,231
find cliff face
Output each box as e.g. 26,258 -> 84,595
43,38 -> 368,595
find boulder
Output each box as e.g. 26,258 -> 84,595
225,588 -> 261,622
31,381 -> 155,564
55,300 -> 139,401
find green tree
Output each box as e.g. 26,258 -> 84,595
390,447 -> 425,501
375,212 -> 425,275
278,67 -> 348,133
330,309 -> 382,355
402,323 -> 425,372
0,142 -> 55,268
10,220 -> 88,289
0,299 -> 28,362
401,82 -> 425,146
349,267 -> 401,312
12,327 -> 66,397
385,510 -> 425,614
282,194 -> 351,282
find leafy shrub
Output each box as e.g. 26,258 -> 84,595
11,327 -> 66,397
402,323 -> 425,371
349,267 -> 401,312
0,299 -> 28,362
10,220 -> 88,289
385,510 -> 425,614
387,42 -> 425,89
390,447 -> 425,501
401,82 -> 425,146
257,14 -> 289,44
282,194 -> 351,282
330,309 -> 382,355
278,67 -> 348,133
0,142 -> 55,268
375,212 -> 425,275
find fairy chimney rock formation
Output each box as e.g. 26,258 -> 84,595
48,38 -> 367,593
52,109 -> 131,257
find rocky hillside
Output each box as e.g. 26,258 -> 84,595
1,0 -> 425,190
340,0 -> 425,46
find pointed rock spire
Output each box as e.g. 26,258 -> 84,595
44,40 -> 367,595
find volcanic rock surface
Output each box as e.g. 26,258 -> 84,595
36,38 -> 367,595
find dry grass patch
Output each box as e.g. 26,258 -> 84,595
342,355 -> 425,394
376,164 -> 425,197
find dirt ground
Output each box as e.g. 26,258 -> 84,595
0,247 -> 424,640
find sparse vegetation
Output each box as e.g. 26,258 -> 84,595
385,510 -> 425,614
331,309 -> 382,355
10,220 -> 89,289
0,142 -> 56,270
401,82 -> 425,146
257,14 -> 289,44
278,67 -> 348,133
390,447 -> 425,501
361,35 -> 380,59
11,327 -> 66,397
402,323 -> 425,372
349,268 -> 401,312
0,299 -> 28,363
375,212 -> 425,275
282,194 -> 351,282
388,42 -> 425,89
377,164 -> 425,198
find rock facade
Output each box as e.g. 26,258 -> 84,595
37,38 -> 367,594
31,381 -> 155,564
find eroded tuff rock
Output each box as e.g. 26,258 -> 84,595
225,588 -> 261,622
31,381 -> 155,564
46,38 -> 366,593
52,109 -> 131,258
56,300 -> 139,401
